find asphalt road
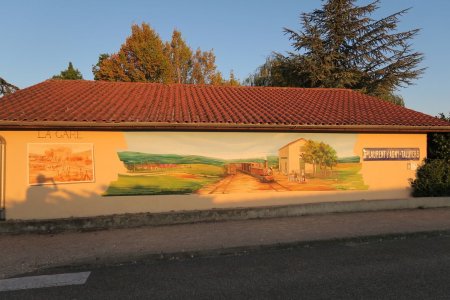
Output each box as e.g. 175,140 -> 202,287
3,233 -> 450,299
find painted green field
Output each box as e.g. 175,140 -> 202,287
337,156 -> 361,163
118,152 -> 226,166
128,164 -> 225,176
331,163 -> 368,190
275,163 -> 368,191
118,151 -> 278,167
104,164 -> 224,196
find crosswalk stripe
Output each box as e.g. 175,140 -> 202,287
0,271 -> 91,292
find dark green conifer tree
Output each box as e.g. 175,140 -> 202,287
0,77 -> 19,96
53,62 -> 83,80
247,0 -> 424,105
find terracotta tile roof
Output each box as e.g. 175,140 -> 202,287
0,80 -> 449,132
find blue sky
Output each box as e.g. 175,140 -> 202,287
1,0 -> 449,116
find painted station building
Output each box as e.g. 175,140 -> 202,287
278,138 -> 314,177
0,80 -> 449,220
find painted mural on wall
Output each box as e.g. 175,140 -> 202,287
28,143 -> 94,185
104,132 -> 368,196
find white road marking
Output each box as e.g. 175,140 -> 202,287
0,271 -> 91,292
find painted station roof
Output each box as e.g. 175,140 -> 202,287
0,80 -> 449,132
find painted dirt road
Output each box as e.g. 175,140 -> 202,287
199,163 -> 367,194
199,172 -> 290,194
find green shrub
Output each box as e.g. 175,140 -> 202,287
410,159 -> 450,197
427,113 -> 450,160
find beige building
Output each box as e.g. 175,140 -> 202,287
0,80 -> 449,221
278,138 -> 314,176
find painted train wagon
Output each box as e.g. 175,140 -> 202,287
227,162 -> 274,183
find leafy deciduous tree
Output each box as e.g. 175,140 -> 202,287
410,113 -> 450,196
93,23 -> 171,83
167,30 -> 193,84
427,113 -> 450,162
190,48 -> 222,85
227,70 -> 240,86
93,23 -> 238,86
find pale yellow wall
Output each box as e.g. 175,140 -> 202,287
355,133 -> 426,193
0,131 -> 427,220
1,131 -> 127,219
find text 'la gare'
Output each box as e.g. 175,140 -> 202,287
37,131 -> 82,139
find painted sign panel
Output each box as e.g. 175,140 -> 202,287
28,143 -> 94,185
105,132 -> 368,196
362,148 -> 420,161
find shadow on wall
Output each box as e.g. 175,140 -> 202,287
9,174 -> 104,220
9,174 -> 217,220
7,174 -> 413,220
26,174 -> 58,206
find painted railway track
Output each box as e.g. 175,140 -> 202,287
267,181 -> 291,192
209,174 -> 236,194
208,173 -> 290,194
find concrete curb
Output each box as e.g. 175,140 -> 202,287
1,197 -> 450,234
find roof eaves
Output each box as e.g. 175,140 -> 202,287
1,121 -> 449,133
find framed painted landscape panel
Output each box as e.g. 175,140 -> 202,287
28,143 -> 95,185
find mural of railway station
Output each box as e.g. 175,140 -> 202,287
105,132 -> 367,196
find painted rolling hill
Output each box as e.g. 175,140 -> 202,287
118,152 -> 279,166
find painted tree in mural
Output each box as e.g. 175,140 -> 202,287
0,76 -> 19,96
52,62 -> 83,80
320,142 -> 339,170
93,23 -> 239,85
301,140 -> 338,174
245,0 -> 424,106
